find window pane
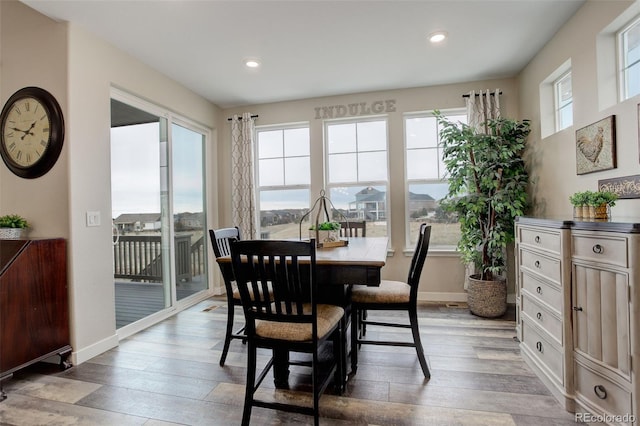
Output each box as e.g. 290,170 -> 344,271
622,17 -> 640,99
259,189 -> 310,239
408,183 -> 460,246
258,130 -> 282,158
407,149 -> 439,180
259,158 -> 283,186
555,71 -> 573,131
284,127 -> 310,157
357,151 -> 387,181
327,123 -> 356,153
357,120 -> 387,151
328,153 -> 357,183
284,157 -> 310,185
406,117 -> 437,149
328,185 -> 387,237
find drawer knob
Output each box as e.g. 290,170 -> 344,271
536,341 -> 544,353
536,286 -> 542,294
594,385 -> 607,400
534,236 -> 541,243
573,306 -> 583,312
536,312 -> 543,320
534,260 -> 541,268
592,244 -> 604,254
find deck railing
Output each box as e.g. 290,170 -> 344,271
113,234 -> 205,282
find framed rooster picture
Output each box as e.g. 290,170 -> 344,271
576,115 -> 616,175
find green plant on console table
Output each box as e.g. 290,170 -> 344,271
0,214 -> 29,228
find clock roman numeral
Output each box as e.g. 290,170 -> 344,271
13,106 -> 21,115
40,140 -> 47,147
7,142 -> 16,151
16,150 -> 22,160
26,153 -> 31,163
24,102 -> 30,112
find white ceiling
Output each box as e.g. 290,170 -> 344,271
21,0 -> 585,109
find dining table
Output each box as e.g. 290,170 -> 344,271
216,236 -> 389,388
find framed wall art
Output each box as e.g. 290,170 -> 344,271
575,115 -> 616,175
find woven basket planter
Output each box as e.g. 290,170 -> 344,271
467,274 -> 507,318
0,227 -> 28,239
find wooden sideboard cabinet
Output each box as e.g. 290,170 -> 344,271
0,238 -> 72,380
516,217 -> 639,425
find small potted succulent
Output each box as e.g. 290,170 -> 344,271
569,191 -> 590,219
0,214 -> 29,239
309,221 -> 341,243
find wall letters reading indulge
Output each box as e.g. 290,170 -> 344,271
314,99 -> 396,119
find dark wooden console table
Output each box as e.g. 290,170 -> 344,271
0,238 -> 72,392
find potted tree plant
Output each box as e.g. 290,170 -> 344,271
435,112 -> 531,318
0,214 -> 29,239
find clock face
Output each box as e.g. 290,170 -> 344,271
2,96 -> 51,167
0,87 -> 64,179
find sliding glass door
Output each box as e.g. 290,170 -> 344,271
172,123 -> 207,301
110,93 -> 208,330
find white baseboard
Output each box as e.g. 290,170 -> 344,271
72,334 -> 119,366
417,292 -> 517,304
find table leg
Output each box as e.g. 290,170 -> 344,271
273,348 -> 290,388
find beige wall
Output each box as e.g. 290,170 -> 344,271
1,1 -> 221,365
0,0 -> 69,238
519,0 -> 640,218
220,79 -> 520,300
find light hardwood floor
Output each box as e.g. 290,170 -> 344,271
0,298 -> 584,425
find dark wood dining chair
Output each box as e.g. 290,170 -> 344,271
350,223 -> 431,378
208,227 -> 243,366
338,220 -> 366,237
230,239 -> 345,426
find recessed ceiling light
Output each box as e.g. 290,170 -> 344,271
245,59 -> 261,68
428,31 -> 447,43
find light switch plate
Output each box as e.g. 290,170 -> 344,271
86,211 -> 101,227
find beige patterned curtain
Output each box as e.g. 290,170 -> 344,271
466,88 -> 501,131
464,89 -> 502,289
231,112 -> 256,239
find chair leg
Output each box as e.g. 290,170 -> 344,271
333,321 -> 345,394
350,306 -> 359,375
241,341 -> 257,426
361,309 -> 368,337
409,307 -> 430,378
219,300 -> 235,366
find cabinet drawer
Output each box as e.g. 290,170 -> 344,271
520,249 -> 561,283
521,295 -> 562,344
572,234 -> 628,268
521,272 -> 563,313
519,227 -> 561,254
574,362 -> 632,423
522,321 -> 563,384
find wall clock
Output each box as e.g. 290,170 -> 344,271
0,87 -> 64,179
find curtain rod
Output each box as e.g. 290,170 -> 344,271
227,114 -> 259,121
462,91 -> 503,98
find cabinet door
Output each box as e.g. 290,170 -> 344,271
573,264 -> 631,378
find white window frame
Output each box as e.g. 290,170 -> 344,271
324,116 -> 390,231
618,14 -> 640,101
403,108 -> 466,250
554,70 -> 573,131
254,122 -> 311,238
